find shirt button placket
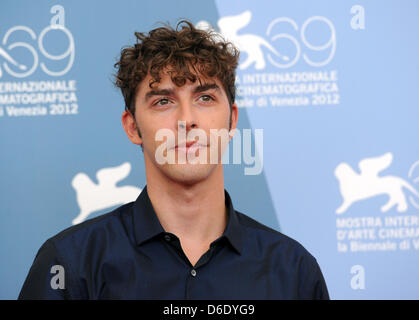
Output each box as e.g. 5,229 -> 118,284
185,268 -> 198,299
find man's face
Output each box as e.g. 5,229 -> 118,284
122,68 -> 238,185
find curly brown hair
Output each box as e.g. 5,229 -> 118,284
113,20 -> 240,115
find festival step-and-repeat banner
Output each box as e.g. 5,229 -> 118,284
1,0 -> 418,299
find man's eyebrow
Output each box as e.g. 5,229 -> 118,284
193,83 -> 220,93
144,83 -> 219,100
144,88 -> 175,101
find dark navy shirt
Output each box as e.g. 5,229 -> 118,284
19,186 -> 329,300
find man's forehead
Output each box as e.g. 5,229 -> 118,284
137,69 -> 224,96
159,68 -> 220,86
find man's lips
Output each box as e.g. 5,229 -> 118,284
173,141 -> 208,150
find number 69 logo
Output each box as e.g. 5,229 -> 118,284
0,22 -> 75,78
266,16 -> 336,68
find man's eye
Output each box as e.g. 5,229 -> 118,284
199,95 -> 214,102
155,98 -> 170,106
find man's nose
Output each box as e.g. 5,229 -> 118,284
177,100 -> 198,131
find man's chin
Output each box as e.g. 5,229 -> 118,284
163,163 -> 218,186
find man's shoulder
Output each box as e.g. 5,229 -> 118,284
46,202 -> 135,251
234,210 -> 329,299
235,210 -> 316,259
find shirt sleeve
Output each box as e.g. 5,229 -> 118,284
18,239 -> 82,300
311,260 -> 330,300
298,253 -> 330,300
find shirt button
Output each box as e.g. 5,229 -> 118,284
164,235 -> 171,242
190,269 -> 197,277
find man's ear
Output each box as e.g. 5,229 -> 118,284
121,110 -> 143,145
229,103 -> 239,139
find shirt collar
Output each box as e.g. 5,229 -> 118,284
132,186 -> 244,255
221,190 -> 243,255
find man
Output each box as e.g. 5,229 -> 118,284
19,21 -> 329,299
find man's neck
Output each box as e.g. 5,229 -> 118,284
146,164 -> 228,248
